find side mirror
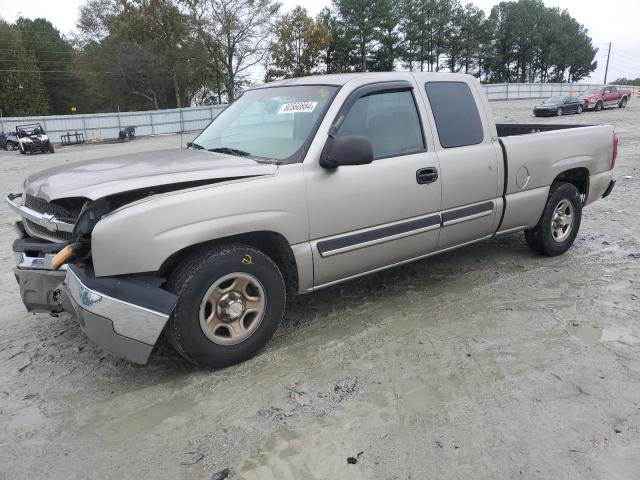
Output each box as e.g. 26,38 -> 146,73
320,135 -> 374,168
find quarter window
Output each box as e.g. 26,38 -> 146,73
425,81 -> 484,148
335,89 -> 425,159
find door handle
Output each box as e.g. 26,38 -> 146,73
416,167 -> 438,184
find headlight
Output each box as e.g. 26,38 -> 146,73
72,198 -> 111,241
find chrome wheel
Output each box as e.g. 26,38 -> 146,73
551,199 -> 574,242
198,272 -> 266,345
577,105 -> 583,114
557,107 -> 563,116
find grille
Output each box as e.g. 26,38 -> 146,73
24,194 -> 82,223
24,219 -> 72,242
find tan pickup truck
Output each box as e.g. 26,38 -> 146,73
6,72 -> 617,367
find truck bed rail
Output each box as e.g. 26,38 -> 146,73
496,123 -> 593,137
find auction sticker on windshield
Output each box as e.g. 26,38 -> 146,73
278,101 -> 318,114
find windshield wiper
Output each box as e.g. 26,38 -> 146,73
187,141 -> 205,149
208,147 -> 252,157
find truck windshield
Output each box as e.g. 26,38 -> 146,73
192,85 -> 338,163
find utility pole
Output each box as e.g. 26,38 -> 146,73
604,42 -> 612,84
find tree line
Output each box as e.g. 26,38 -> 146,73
0,0 -> 600,117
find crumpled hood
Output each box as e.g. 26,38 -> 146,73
25,148 -> 278,201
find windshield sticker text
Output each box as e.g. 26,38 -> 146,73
277,101 -> 318,114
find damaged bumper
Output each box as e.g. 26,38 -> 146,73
12,237 -> 178,364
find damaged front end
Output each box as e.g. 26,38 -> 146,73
7,187 -> 191,364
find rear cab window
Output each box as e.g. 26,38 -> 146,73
425,81 -> 484,148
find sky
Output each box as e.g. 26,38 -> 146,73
1,0 -> 638,83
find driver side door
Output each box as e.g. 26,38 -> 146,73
304,81 -> 442,288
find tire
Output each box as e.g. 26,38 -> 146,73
6,142 -> 14,151
48,143 -> 55,153
577,105 -> 583,114
19,143 -> 25,154
595,101 -> 603,111
619,97 -> 627,108
556,107 -> 563,116
524,182 -> 582,257
165,244 -> 286,368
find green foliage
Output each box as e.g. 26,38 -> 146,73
0,19 -> 50,116
266,7 -> 332,80
613,77 -> 640,87
0,0 -> 600,117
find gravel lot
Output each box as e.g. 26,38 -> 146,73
1,99 -> 639,480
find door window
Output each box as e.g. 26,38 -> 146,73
425,81 -> 484,148
335,89 -> 425,159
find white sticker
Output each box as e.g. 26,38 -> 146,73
277,101 -> 318,114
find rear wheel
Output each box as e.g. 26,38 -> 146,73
165,244 -> 286,368
595,101 -> 603,111
556,107 -> 563,116
619,97 -> 627,108
525,182 -> 582,256
6,142 -> 15,151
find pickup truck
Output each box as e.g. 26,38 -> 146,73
5,73 -> 618,367
580,85 -> 631,111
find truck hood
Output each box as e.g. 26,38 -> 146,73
24,148 -> 278,201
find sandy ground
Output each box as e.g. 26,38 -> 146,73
1,100 -> 639,480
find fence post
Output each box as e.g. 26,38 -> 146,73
179,108 -> 184,133
82,115 -> 88,141
506,82 -> 509,100
150,113 -> 155,135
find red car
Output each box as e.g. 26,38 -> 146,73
580,85 -> 631,111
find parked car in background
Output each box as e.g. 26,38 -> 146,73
0,132 -> 19,150
6,72 -> 618,367
533,95 -> 584,116
580,85 -> 631,111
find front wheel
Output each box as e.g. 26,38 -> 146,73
165,244 -> 286,368
19,143 -> 25,154
48,143 -> 55,153
6,142 -> 15,151
556,107 -> 563,116
525,182 -> 582,256
595,101 -> 603,111
577,105 -> 583,114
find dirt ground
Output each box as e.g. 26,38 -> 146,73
1,99 -> 639,480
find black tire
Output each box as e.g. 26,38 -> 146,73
619,97 -> 627,108
6,142 -> 15,151
524,182 -> 582,257
577,105 -> 583,114
595,101 -> 603,111
165,244 -> 286,368
48,143 -> 55,153
556,107 -> 563,116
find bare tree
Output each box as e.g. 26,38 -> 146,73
188,0 -> 280,101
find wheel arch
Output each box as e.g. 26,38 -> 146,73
159,230 -> 299,296
552,167 -> 590,201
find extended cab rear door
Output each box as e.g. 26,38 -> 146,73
417,77 -> 503,249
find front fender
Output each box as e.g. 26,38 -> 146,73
91,166 -> 308,277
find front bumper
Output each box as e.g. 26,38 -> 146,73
12,238 -> 178,364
